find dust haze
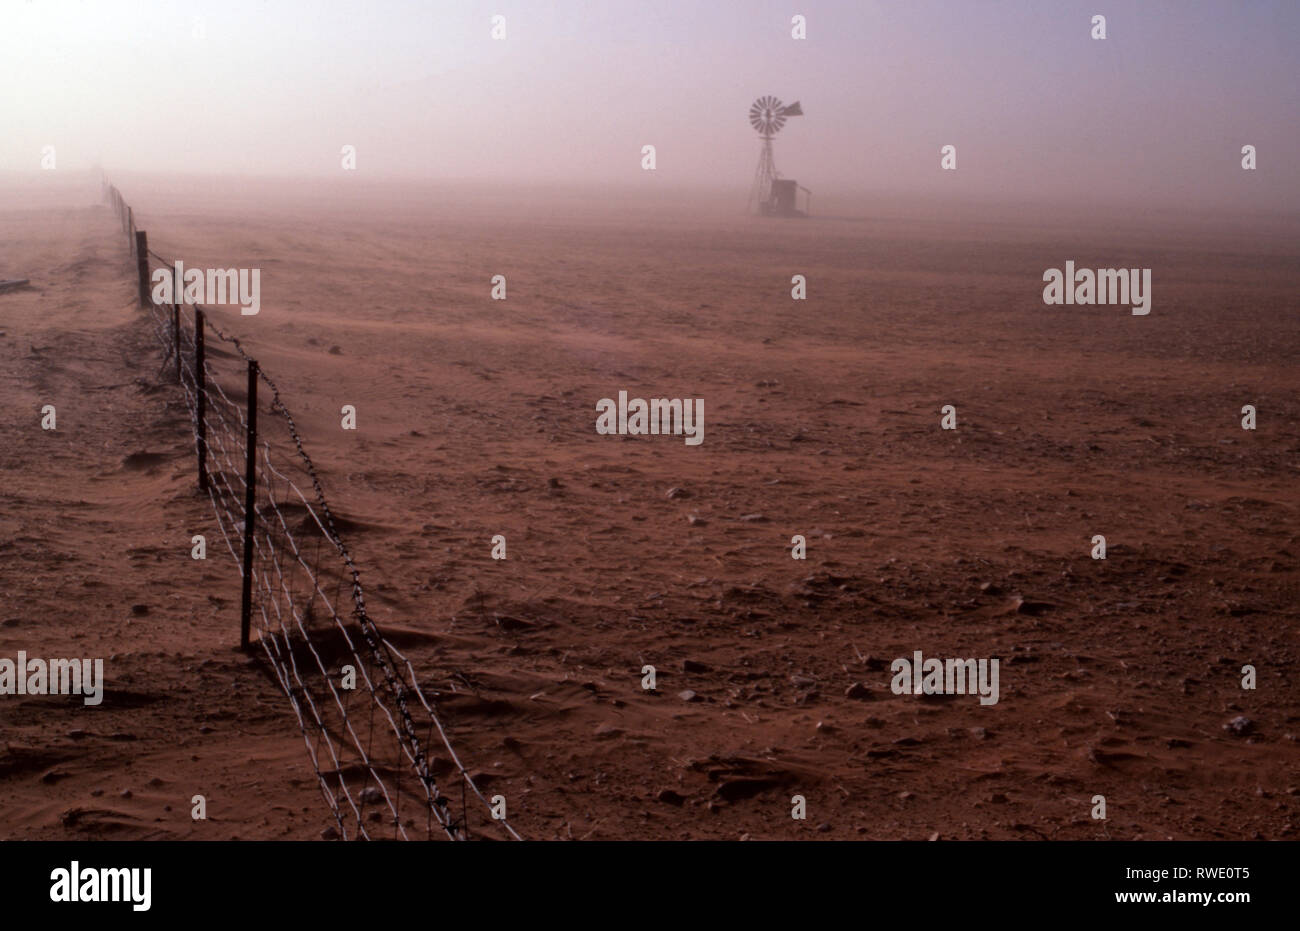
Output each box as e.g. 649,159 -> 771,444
2,0 -> 1299,847
3,0 -> 1298,213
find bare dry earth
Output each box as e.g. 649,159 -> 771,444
2,173 -> 1298,840
1,180 -> 322,838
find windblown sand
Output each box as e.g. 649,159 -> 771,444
2,172 -> 1297,839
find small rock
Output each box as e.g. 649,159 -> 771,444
130,604 -> 149,616
321,825 -> 340,839
666,487 -> 690,499
328,345 -> 342,355
1012,596 -> 1054,616
1225,715 -> 1254,736
739,513 -> 767,522
495,614 -> 535,632
790,675 -> 816,688
359,787 -> 383,805
593,723 -> 624,739
845,682 -> 872,700
816,822 -> 832,832
656,789 -> 686,806
682,659 -> 710,673
677,690 -> 700,703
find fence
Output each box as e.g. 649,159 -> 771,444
103,180 -> 520,842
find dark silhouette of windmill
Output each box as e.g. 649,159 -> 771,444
747,96 -> 810,216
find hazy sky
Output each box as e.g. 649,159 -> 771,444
3,0 -> 1297,209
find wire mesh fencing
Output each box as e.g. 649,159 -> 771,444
105,180 -> 520,842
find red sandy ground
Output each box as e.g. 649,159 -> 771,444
1,174 -> 1297,840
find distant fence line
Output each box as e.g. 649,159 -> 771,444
103,180 -> 519,842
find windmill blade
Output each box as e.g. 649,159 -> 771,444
749,95 -> 795,136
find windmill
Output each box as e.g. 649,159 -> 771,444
747,96 -> 809,216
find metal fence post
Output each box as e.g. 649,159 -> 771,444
173,263 -> 182,382
241,360 -> 259,649
195,309 -> 207,491
135,231 -> 149,306
172,305 -> 181,383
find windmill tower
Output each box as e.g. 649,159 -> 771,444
747,95 -> 806,216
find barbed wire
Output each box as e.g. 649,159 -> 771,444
107,181 -> 521,841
